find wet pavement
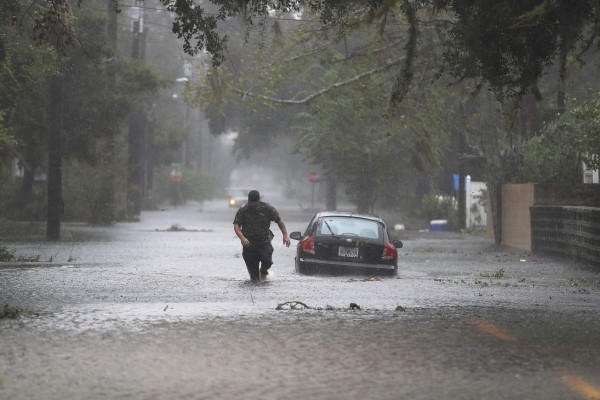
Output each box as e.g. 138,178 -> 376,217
1,200 -> 599,399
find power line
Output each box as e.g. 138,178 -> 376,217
83,2 -> 319,24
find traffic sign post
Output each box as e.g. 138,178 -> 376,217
170,163 -> 183,182
307,171 -> 319,211
170,163 -> 183,207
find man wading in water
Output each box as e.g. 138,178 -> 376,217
233,190 -> 291,281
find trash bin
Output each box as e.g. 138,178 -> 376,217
430,219 -> 448,231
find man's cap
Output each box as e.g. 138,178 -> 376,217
247,190 -> 260,205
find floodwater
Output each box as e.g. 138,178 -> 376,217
1,200 -> 599,399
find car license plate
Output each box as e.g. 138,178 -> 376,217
338,246 -> 358,258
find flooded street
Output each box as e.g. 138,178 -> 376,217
1,200 -> 600,399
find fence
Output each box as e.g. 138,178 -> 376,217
530,206 -> 600,266
465,177 -> 487,229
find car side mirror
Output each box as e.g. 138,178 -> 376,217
392,239 -> 403,248
290,231 -> 302,240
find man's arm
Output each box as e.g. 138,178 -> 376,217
234,224 -> 250,247
277,219 -> 291,247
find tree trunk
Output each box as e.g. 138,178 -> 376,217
487,180 -> 502,247
47,75 -> 63,241
19,130 -> 38,201
325,177 -> 337,211
355,183 -> 375,214
127,4 -> 146,219
91,138 -> 116,225
127,111 -> 144,219
482,93 -> 503,246
88,0 -> 119,223
457,128 -> 467,231
520,87 -> 539,139
557,45 -> 568,115
22,167 -> 34,200
356,200 -> 370,214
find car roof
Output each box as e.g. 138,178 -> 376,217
314,211 -> 385,223
229,188 -> 251,194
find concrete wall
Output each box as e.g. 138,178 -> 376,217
502,184 -> 535,251
487,183 -> 535,251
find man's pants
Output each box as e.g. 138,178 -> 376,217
242,242 -> 274,281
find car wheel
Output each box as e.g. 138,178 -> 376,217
296,262 -> 313,275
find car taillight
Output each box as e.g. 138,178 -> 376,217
382,243 -> 397,260
301,236 -> 315,254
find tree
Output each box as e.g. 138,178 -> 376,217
295,84 -> 419,213
432,0 -> 600,244
1,0 -> 166,231
0,32 -> 56,206
514,93 -> 600,184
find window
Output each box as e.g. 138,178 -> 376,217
319,217 -> 381,239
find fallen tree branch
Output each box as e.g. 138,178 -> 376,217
276,301 -> 311,310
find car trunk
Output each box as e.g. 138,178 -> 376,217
314,235 -> 384,264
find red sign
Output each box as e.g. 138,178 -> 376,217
171,169 -> 182,182
307,171 -> 319,183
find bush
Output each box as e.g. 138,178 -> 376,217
0,177 -> 46,221
420,194 -> 459,230
62,159 -> 127,225
152,166 -> 213,206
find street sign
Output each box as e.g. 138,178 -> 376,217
308,171 -> 319,183
170,163 -> 182,182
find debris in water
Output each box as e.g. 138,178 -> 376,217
276,301 -> 311,310
362,276 -> 381,282
155,224 -> 213,232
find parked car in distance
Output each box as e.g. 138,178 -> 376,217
228,188 -> 251,208
289,211 -> 403,276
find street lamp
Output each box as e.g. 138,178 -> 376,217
174,77 -> 190,167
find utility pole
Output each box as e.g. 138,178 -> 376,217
127,0 -> 145,219
458,130 -> 466,231
46,73 -> 63,240
88,0 -> 120,224
107,0 -> 117,57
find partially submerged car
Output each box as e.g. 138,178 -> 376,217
290,211 -> 403,276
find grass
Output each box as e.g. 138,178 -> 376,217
0,246 -> 15,261
0,304 -> 40,319
480,268 -> 506,279
0,246 -> 40,262
568,278 -> 589,287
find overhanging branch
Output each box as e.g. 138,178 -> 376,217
233,56 -> 406,105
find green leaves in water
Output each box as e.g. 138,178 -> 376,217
0,246 -> 40,262
0,304 -> 40,319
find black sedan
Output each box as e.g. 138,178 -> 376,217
289,211 -> 403,275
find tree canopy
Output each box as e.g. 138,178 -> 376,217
3,0 -> 600,239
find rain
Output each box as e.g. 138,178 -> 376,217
1,1 -> 599,399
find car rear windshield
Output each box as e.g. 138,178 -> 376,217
318,217 -> 381,239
